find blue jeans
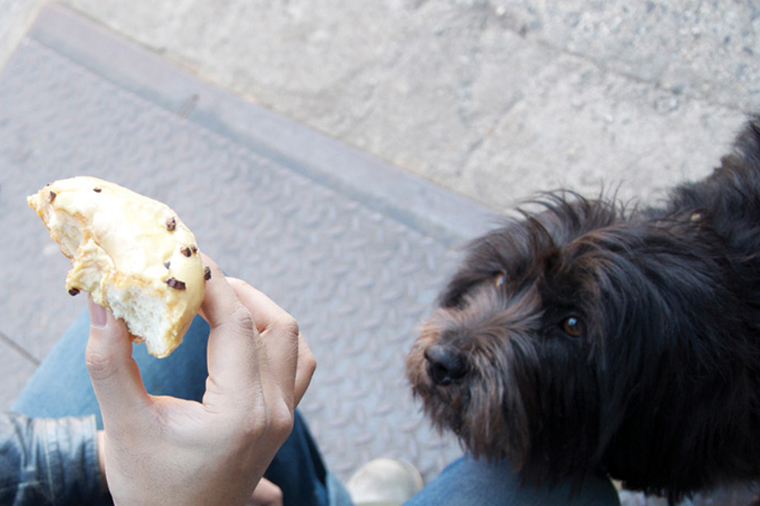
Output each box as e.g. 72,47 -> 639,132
405,457 -> 620,506
13,310 -> 620,506
12,310 -> 352,506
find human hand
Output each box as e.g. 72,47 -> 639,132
87,256 -> 315,506
95,442 -> 286,506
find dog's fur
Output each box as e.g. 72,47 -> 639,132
407,116 -> 760,504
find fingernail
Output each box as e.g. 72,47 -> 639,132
87,296 -> 108,329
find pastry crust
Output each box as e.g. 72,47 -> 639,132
28,176 -> 206,358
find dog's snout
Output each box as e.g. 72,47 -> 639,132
424,345 -> 467,386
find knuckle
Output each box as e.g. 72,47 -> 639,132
303,350 -> 317,374
85,345 -> 117,382
239,401 -> 293,444
274,314 -> 299,338
223,303 -> 256,337
269,404 -> 295,442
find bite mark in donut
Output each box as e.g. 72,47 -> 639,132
28,176 -> 206,358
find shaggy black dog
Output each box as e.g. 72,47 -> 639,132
407,116 -> 760,504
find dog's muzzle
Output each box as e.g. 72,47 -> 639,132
424,345 -> 467,385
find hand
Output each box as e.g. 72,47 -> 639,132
86,256 -> 315,506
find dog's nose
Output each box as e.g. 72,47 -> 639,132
424,345 -> 467,386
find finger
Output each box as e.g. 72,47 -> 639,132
199,256 -> 263,397
228,278 -> 299,409
226,278 -> 294,334
294,332 -> 316,406
226,278 -> 315,406
85,296 -> 150,425
248,478 -> 283,506
199,256 -> 252,332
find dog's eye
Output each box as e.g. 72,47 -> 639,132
561,316 -> 583,338
495,273 -> 505,288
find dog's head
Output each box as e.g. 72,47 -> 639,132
407,192 -> 755,501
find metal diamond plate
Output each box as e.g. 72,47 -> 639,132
0,36 -> 469,483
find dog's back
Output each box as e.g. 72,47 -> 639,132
657,116 -> 760,280
608,117 -> 760,500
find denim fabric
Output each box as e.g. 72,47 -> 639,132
12,311 -> 210,429
11,310 -> 347,506
0,413 -> 106,505
403,456 -> 620,506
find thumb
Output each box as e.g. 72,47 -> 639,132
85,296 -> 150,424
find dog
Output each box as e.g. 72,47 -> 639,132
407,116 -> 760,504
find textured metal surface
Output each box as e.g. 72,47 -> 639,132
0,14 -> 482,484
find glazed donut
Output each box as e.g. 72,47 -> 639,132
28,176 -> 208,358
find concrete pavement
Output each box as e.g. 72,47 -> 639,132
2,0 -> 756,212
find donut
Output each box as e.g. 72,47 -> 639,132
28,176 -> 209,358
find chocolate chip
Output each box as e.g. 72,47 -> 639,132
93,187 -> 102,193
68,288 -> 80,296
181,246 -> 192,257
49,191 -> 57,202
164,261 -> 171,269
166,217 -> 177,231
191,245 -> 198,254
204,266 -> 212,280
166,277 -> 186,290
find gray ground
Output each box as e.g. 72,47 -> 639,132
3,0 -> 757,212
1,1 -> 759,505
